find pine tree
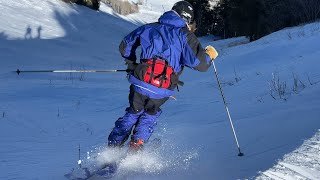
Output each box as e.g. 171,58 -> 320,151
186,0 -> 214,36
213,0 -> 266,40
187,0 -> 320,40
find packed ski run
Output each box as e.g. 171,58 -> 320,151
257,130 -> 320,180
1,0 -> 320,179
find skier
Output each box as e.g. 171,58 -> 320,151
108,1 -> 218,151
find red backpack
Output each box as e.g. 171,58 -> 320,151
143,59 -> 174,89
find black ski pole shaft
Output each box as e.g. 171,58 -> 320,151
78,144 -> 81,168
15,69 -> 127,75
211,61 -> 244,157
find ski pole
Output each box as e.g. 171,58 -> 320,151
15,69 -> 127,75
211,61 -> 244,157
78,144 -> 82,168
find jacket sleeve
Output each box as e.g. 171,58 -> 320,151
119,26 -> 144,62
181,27 -> 211,72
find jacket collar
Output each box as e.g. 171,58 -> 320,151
158,10 -> 187,28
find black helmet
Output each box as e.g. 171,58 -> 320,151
172,1 -> 194,24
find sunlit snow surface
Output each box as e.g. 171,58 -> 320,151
257,130 -> 320,180
0,0 -> 320,179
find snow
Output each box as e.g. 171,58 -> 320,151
125,0 -> 180,24
1,0 -> 320,179
208,0 -> 218,10
257,130 -> 320,180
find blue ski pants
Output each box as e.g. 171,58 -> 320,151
108,85 -> 168,146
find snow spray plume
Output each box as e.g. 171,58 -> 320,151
211,61 -> 244,157
15,68 -> 127,75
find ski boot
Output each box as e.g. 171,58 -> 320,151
129,139 -> 144,153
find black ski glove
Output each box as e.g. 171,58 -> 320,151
125,59 -> 138,73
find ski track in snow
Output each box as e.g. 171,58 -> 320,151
257,130 -> 320,180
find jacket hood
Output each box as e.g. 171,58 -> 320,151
158,10 -> 187,28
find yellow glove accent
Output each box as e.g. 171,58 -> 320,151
205,45 -> 218,60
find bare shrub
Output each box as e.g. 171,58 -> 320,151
297,29 -> 306,37
292,72 -> 305,93
287,32 -> 292,40
256,96 -> 264,103
78,66 -> 86,81
269,72 -> 288,100
65,72 -> 86,82
306,73 -> 320,85
57,108 -> 60,117
311,24 -> 320,33
219,78 -> 235,87
227,38 -> 250,47
234,67 -> 241,83
217,68 -> 241,87
63,64 -> 87,82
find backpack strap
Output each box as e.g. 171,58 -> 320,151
157,60 -> 169,88
148,59 -> 157,84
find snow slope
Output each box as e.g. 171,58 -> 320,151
257,130 -> 320,180
1,0 -> 320,179
125,0 -> 181,24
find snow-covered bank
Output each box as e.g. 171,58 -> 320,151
257,130 -> 320,180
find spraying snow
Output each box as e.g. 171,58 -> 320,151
80,139 -> 200,179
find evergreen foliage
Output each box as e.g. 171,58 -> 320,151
186,0 -> 215,36
187,0 -> 320,40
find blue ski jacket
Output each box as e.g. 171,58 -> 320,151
119,10 -> 212,99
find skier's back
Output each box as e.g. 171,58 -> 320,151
108,0 -> 219,151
